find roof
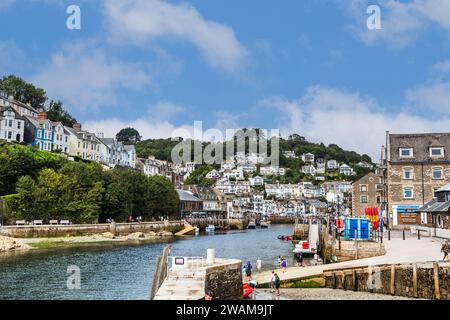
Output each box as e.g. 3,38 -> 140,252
124,145 -> 135,151
418,199 -> 450,213
176,189 -> 202,202
389,132 -> 450,163
437,183 -> 450,192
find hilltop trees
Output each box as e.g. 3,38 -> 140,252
116,128 -> 142,145
0,75 -> 47,108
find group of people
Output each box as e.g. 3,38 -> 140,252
277,256 -> 287,272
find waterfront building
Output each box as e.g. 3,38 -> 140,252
177,189 -> 203,219
352,172 -> 381,217
0,105 -> 25,143
384,132 -> 450,228
418,183 -> 450,229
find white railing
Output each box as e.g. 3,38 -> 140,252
167,256 -> 206,280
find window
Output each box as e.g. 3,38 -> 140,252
399,148 -> 413,158
403,167 -> 413,180
433,187 -> 440,199
7,131 -> 12,140
17,122 -> 21,129
403,187 -> 414,199
360,195 -> 368,203
8,119 -> 12,127
430,147 -> 444,157
376,196 -> 381,203
432,167 -> 443,180
360,185 -> 368,192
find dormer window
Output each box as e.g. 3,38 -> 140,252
430,147 -> 444,157
399,148 -> 413,158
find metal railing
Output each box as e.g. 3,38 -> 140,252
166,256 -> 206,280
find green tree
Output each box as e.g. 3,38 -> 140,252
116,128 -> 142,145
46,100 -> 77,127
0,75 -> 47,108
147,175 -> 180,219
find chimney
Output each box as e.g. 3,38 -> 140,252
73,123 -> 82,131
38,112 -> 47,121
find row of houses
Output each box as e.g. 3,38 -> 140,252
176,185 -> 329,219
351,132 -> 450,231
0,94 -> 136,169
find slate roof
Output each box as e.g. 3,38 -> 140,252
177,189 -> 202,202
418,199 -> 450,213
389,133 -> 450,163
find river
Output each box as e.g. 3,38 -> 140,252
0,224 -> 295,300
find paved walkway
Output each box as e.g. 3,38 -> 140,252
255,235 -> 447,285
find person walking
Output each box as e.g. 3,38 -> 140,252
442,240 -> 450,261
274,273 -> 281,296
256,258 -> 262,272
270,271 -> 276,293
277,256 -> 282,268
281,257 -> 287,273
245,261 -> 253,279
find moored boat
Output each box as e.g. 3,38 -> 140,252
205,224 -> 215,233
247,220 -> 256,229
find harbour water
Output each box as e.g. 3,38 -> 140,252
0,224 -> 295,300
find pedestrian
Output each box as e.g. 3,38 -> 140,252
245,261 -> 253,279
270,271 -> 276,293
442,240 -> 450,261
281,258 -> 287,273
274,273 -> 281,296
277,256 -> 282,268
256,258 -> 262,272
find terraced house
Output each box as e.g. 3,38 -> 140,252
24,112 -> 54,151
385,132 -> 450,228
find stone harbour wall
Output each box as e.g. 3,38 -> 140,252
324,263 -> 450,300
205,260 -> 243,300
0,221 -> 186,238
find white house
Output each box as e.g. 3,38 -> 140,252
237,163 -> 256,174
301,165 -> 316,176
223,168 -> 244,180
249,176 -> 264,186
0,105 -> 25,143
253,194 -> 264,214
316,162 -> 326,174
123,145 -> 136,169
220,161 -> 235,171
339,164 -> 354,176
52,122 -> 70,153
283,150 -> 296,158
327,159 -> 339,170
301,153 -> 315,163
206,169 -> 221,179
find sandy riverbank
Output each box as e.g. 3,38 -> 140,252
0,231 -> 176,252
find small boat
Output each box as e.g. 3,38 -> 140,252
292,240 -> 317,256
194,227 -> 200,235
205,224 -> 215,233
277,235 -> 293,241
243,283 -> 253,299
247,220 -> 256,229
260,222 -> 269,229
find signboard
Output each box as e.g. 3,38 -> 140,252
398,213 -> 420,225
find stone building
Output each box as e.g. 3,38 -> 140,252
352,172 -> 381,217
384,132 -> 450,227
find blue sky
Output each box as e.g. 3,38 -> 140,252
1,0 -> 450,159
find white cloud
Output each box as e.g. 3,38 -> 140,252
103,0 -> 248,73
344,0 -> 450,49
148,101 -> 186,121
260,86 -> 450,160
32,42 -> 152,111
